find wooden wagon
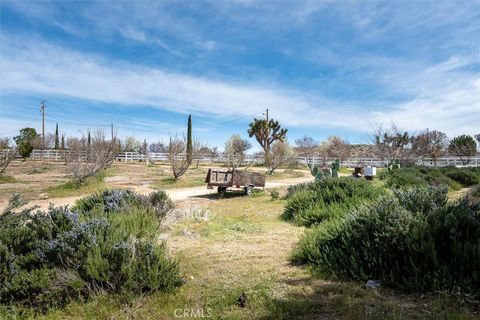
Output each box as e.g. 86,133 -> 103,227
205,169 -> 266,195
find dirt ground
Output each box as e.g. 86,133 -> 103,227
0,160 -> 313,210
1,160 -> 474,319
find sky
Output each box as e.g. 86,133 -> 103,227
0,0 -> 479,150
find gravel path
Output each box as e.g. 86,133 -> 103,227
1,176 -> 313,211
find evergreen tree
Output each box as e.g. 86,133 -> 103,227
186,115 -> 192,164
14,127 -> 38,159
54,123 -> 59,149
61,134 -> 65,150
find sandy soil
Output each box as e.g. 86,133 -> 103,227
0,160 -> 313,210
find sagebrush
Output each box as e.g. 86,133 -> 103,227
283,178 -> 384,227
0,190 -> 180,312
292,186 -> 480,295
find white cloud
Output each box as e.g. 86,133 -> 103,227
0,35 -> 479,139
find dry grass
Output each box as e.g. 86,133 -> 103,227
26,189 -> 476,320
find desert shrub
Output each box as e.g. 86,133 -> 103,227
0,192 -> 181,311
293,186 -> 480,295
0,174 -> 15,184
74,189 -> 143,213
286,182 -> 311,198
440,167 -> 480,186
74,188 -> 174,219
270,190 -> 280,200
283,178 -> 384,227
379,166 -> 480,190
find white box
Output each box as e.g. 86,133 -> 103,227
364,166 -> 376,177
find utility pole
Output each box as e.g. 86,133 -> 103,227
40,101 -> 46,160
111,123 -> 114,141
265,108 -> 269,122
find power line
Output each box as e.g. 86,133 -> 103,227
1,115 -> 42,138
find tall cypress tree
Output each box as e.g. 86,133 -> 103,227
54,123 -> 59,149
186,114 -> 192,164
61,134 -> 65,150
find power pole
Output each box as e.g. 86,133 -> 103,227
265,108 -> 269,122
40,101 -> 46,160
111,123 -> 114,141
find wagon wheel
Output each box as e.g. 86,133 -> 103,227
244,185 -> 254,196
217,186 -> 227,195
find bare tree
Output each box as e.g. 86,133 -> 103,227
31,133 -> 55,149
412,129 -> 448,167
64,130 -> 119,183
0,138 -> 17,174
149,141 -> 167,153
294,135 -> 319,168
205,146 -> 219,163
0,138 -> 10,149
192,139 -> 208,169
166,135 -> 190,181
224,134 -> 252,170
448,134 -> 477,165
325,136 -> 351,164
122,136 -> 142,153
268,141 -> 292,175
373,123 -> 414,164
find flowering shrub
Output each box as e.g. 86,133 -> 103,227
74,188 -> 174,219
0,191 -> 180,311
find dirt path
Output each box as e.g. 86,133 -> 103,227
1,176 -> 313,211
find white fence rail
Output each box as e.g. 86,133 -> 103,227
2,149 -> 480,168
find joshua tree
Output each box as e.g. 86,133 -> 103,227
224,134 -> 252,170
248,117 -> 287,174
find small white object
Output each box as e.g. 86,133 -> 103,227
364,166 -> 376,177
366,280 -> 381,289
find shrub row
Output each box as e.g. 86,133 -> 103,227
292,186 -> 480,295
0,190 -> 180,311
379,166 -> 480,190
283,178 -> 384,227
74,188 -> 174,219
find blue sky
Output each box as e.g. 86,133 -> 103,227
1,0 -> 479,150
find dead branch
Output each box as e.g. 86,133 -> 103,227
64,130 -> 118,183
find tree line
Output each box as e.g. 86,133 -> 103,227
1,115 -> 479,181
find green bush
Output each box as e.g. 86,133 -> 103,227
293,186 -> 480,295
283,178 -> 384,227
0,191 -> 181,311
441,167 -> 480,186
379,166 -> 480,190
74,188 -> 174,219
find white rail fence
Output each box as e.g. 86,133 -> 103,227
2,149 -> 479,168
